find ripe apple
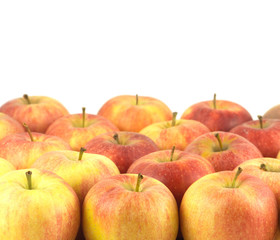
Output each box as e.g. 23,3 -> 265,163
82,173 -> 178,240
139,112 -> 210,150
0,168 -> 80,240
263,104 -> 280,119
46,107 -> 119,151
0,112 -> 24,140
0,94 -> 69,133
0,157 -> 16,177
84,131 -> 159,173
97,94 -> 173,132
184,131 -> 263,171
127,147 -> 215,205
32,147 -> 120,203
180,168 -> 278,240
181,93 -> 252,131
230,115 -> 280,158
0,124 -> 71,169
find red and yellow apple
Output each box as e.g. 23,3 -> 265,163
0,157 -> 16,177
263,104 -> 280,119
0,112 -> 24,140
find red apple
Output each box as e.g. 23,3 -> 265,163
184,131 -> 263,171
84,131 -> 159,173
230,116 -> 280,158
97,94 -> 173,132
0,168 -> 80,240
181,93 -> 252,131
0,157 -> 16,177
127,147 -> 215,205
180,168 -> 278,240
82,173 -> 179,240
46,107 -> 119,151
0,112 -> 24,140
140,112 -> 210,150
0,94 -> 69,133
263,104 -> 280,119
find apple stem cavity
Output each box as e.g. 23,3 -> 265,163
23,94 -> 31,104
113,133 -> 119,144
258,115 -> 263,129
170,146 -> 176,161
231,167 -> 243,188
260,163 -> 267,171
25,171 -> 32,190
214,133 -> 223,151
136,94 -> 139,105
23,123 -> 34,142
172,112 -> 177,126
213,93 -> 217,109
82,107 -> 86,128
135,173 -> 143,192
79,147 -> 86,160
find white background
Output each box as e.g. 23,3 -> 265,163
0,1 -> 279,119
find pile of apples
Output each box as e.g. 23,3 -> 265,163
0,94 -> 280,240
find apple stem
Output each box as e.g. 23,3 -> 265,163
214,133 -> 223,151
23,94 -> 31,104
25,171 -> 32,190
170,146 -> 175,161
136,94 -> 139,105
231,167 -> 243,188
213,93 -> 217,109
172,112 -> 177,126
135,173 -> 143,192
258,115 -> 263,129
113,133 -> 119,144
82,107 -> 86,128
260,163 -> 267,171
23,123 -> 34,142
78,147 -> 86,160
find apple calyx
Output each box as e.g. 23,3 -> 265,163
170,146 -> 176,161
25,171 -> 32,190
260,163 -> 267,171
136,94 -> 139,105
135,173 -> 143,192
82,107 -> 86,128
23,94 -> 31,104
172,112 -> 178,127
213,93 -> 217,109
23,123 -> 34,142
113,133 -> 120,144
258,115 -> 263,129
214,133 -> 223,151
231,167 -> 243,188
78,147 -> 86,160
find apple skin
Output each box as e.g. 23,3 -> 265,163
84,131 -> 159,173
139,119 -> 210,150
46,113 -> 119,151
264,104 -> 280,119
127,150 -> 214,205
180,170 -> 278,240
230,119 -> 280,158
97,95 -> 173,132
0,168 -> 80,240
32,150 -> 120,203
82,174 -> 179,240
0,95 -> 69,133
181,99 -> 252,131
184,131 -> 263,171
0,112 -> 25,140
0,132 -> 71,169
0,157 -> 16,177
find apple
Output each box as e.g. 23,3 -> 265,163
181,93 -> 252,131
0,123 -> 71,169
97,94 -> 173,132
0,157 -> 16,177
32,147 -> 120,203
184,131 -> 263,171
180,167 -> 278,240
230,115 -> 280,158
263,104 -> 280,119
0,112 -> 24,140
139,112 -> 210,150
0,94 -> 69,133
84,131 -> 159,173
0,168 -> 80,240
46,107 -> 119,151
82,173 -> 179,240
127,147 -> 215,205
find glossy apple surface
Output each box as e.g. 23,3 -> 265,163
0,113 -> 24,140
0,157 -> 16,177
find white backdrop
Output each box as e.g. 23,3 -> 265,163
0,1 -> 279,119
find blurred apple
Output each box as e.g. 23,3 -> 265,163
0,112 -> 24,140
140,112 -> 210,150
180,168 -> 278,240
0,168 -> 80,240
181,93 -> 252,131
263,104 -> 280,119
0,157 -> 16,177
82,173 -> 178,240
184,131 -> 263,171
230,115 -> 280,157
85,131 -> 159,173
46,107 -> 119,151
0,94 -> 69,133
98,94 -> 173,132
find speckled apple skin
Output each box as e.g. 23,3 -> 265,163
0,113 -> 25,140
